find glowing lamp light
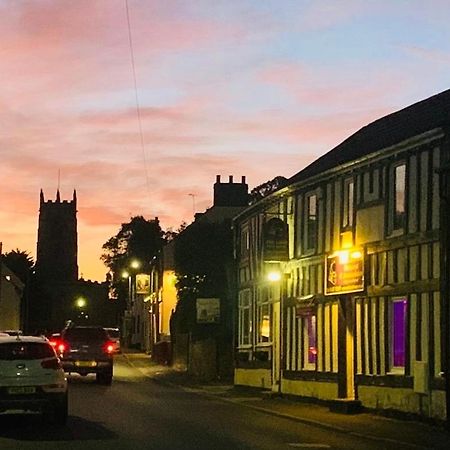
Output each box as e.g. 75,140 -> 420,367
336,250 -> 350,264
267,271 -> 282,282
75,297 -> 86,308
351,251 -> 362,259
130,260 -> 141,269
122,270 -> 130,279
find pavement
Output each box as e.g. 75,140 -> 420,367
121,350 -> 450,450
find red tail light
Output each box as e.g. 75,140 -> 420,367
41,357 -> 62,370
51,340 -> 69,354
103,341 -> 115,354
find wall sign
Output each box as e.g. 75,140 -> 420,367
196,298 -> 220,324
325,249 -> 364,295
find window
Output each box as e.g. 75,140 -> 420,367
306,194 -> 317,250
257,287 -> 272,344
297,308 -> 317,370
393,164 -> 406,230
240,227 -> 250,258
343,179 -> 354,228
303,313 -> 317,369
238,290 -> 252,346
0,342 -> 55,360
390,298 -> 407,371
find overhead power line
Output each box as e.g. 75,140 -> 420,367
125,0 -> 151,199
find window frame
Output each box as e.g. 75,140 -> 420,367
305,193 -> 318,251
342,178 -> 354,229
301,312 -> 317,370
392,163 -> 406,232
256,286 -> 273,346
389,296 -> 408,374
238,289 -> 252,348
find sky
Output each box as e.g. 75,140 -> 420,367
1,0 -> 450,281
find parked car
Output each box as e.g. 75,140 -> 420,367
104,327 -> 121,353
0,335 -> 68,425
57,326 -> 114,385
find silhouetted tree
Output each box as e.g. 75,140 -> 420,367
101,216 -> 165,296
1,249 -> 34,283
248,176 -> 287,205
173,219 -> 234,332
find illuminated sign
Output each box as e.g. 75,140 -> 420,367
325,249 -> 364,295
136,274 -> 150,294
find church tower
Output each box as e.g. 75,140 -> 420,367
35,189 -> 78,283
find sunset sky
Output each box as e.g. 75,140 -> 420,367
1,0 -> 449,281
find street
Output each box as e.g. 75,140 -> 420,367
0,354 -> 448,450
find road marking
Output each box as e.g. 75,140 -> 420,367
288,444 -> 331,448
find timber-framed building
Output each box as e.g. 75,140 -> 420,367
233,89 -> 450,420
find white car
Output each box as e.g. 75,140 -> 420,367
0,335 -> 68,425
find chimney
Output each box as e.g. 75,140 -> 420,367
213,175 -> 249,207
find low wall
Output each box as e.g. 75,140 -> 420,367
234,368 -> 272,389
358,385 -> 446,420
282,378 -> 338,401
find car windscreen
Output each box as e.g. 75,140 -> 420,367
0,342 -> 55,360
63,328 -> 107,342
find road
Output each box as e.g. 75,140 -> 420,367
0,354 -> 441,449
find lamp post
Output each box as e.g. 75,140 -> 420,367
267,266 -> 288,395
121,259 -> 141,349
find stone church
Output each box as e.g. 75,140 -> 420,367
28,190 -> 116,333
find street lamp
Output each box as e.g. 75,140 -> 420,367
267,266 -> 288,395
121,260 -> 142,348
75,297 -> 86,309
75,297 -> 88,321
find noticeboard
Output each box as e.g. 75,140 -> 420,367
196,298 -> 220,324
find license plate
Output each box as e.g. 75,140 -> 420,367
7,386 -> 36,395
74,361 -> 97,367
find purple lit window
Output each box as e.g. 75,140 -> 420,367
392,299 -> 407,367
307,315 -> 317,365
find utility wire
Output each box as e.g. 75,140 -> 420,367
125,0 -> 151,199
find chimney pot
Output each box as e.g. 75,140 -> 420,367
229,175 -> 233,183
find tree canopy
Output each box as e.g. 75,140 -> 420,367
248,176 -> 287,205
101,216 -> 165,278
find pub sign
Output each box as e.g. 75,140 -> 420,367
325,248 -> 364,295
262,217 -> 289,262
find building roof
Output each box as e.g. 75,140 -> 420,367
289,88 -> 450,184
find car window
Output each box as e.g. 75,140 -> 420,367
0,342 -> 55,360
63,328 -> 107,342
106,330 -> 120,339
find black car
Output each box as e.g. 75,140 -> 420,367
58,326 -> 114,385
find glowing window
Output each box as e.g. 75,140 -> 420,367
391,298 -> 407,369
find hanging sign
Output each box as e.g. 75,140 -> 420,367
136,273 -> 150,294
263,217 -> 289,262
325,248 -> 364,295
